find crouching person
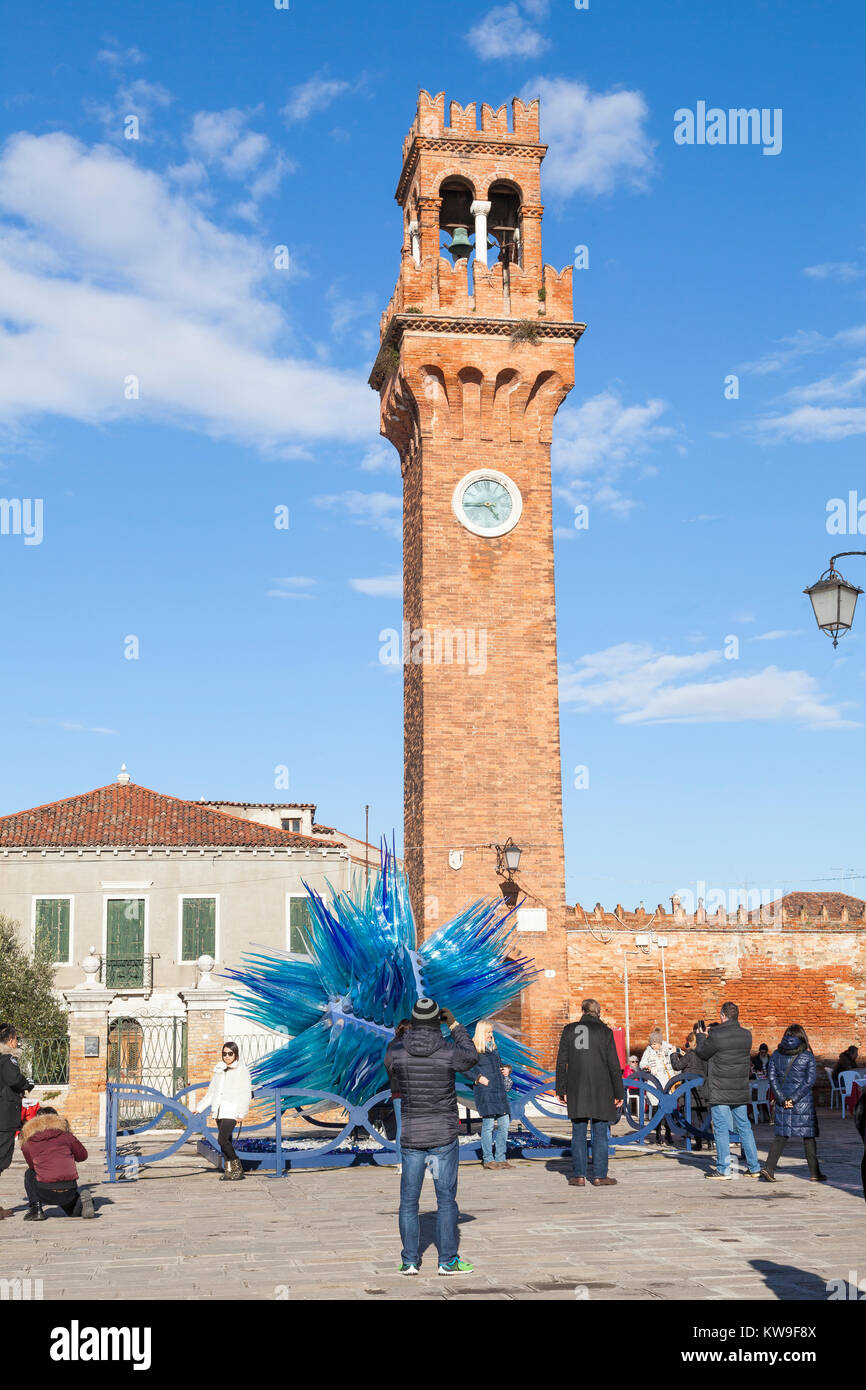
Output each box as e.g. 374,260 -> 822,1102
20,1107 -> 94,1220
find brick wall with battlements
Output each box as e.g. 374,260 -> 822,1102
563,894 -> 866,1084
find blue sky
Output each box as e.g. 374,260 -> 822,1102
1,0 -> 865,910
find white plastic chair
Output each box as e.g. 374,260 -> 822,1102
824,1066 -> 843,1110
749,1079 -> 771,1124
839,1069 -> 866,1119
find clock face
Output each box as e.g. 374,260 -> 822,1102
452,469 -> 523,538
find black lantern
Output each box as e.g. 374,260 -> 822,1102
495,838 -> 522,876
804,555 -> 864,647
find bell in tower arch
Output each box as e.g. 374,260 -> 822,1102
446,226 -> 473,262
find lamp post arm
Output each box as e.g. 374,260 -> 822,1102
829,551 -> 866,569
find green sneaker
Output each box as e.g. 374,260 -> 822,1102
438,1256 -> 473,1276
399,1262 -> 419,1275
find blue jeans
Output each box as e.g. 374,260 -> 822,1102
571,1119 -> 609,1179
711,1104 -> 760,1174
398,1140 -> 459,1267
481,1114 -> 509,1164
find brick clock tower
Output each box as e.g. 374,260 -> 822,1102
370,91 -> 585,1061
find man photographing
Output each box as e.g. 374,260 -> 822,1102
0,1022 -> 35,1217
384,997 -> 478,1276
695,1003 -> 761,1180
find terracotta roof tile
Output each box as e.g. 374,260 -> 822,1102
0,784 -> 341,850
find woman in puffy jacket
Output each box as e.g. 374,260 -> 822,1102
762,1024 -> 825,1183
468,1020 -> 512,1170
196,1041 -> 252,1181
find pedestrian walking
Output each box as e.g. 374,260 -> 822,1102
695,1002 -> 762,1181
556,999 -> 624,1188
384,997 -> 478,1276
0,1022 -> 34,1219
672,1030 -> 710,1149
640,1028 -> 677,1146
19,1106 -> 95,1220
468,1021 -> 511,1170
196,1041 -> 252,1181
760,1025 -> 825,1183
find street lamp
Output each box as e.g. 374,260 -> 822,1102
494,838 -> 522,876
804,552 -> 865,647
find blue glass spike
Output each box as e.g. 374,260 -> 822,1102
232,840 -> 545,1108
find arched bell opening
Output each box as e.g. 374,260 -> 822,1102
439,178 -> 476,264
488,180 -> 522,268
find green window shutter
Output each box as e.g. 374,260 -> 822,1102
35,899 -> 70,962
106,899 -> 145,987
181,898 -> 216,961
289,897 -> 312,955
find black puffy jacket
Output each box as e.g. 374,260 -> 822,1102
384,1022 -> 478,1149
0,1043 -> 31,1133
694,1020 -> 753,1107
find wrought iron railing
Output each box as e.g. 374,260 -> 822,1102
20,1036 -> 70,1086
100,954 -> 158,991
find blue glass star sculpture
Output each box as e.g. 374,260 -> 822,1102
223,845 -> 543,1105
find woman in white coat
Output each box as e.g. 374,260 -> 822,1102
197,1041 -> 252,1181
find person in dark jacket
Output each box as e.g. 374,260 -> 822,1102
556,999 -> 624,1188
0,1022 -> 34,1219
19,1107 -> 95,1219
695,1002 -> 761,1180
468,1020 -> 511,1170
672,1031 -> 710,1150
832,1044 -> 860,1082
854,1090 -> 866,1204
760,1025 -> 824,1183
384,997 -> 478,1276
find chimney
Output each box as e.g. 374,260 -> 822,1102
117,764 -> 131,785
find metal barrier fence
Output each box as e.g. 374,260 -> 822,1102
20,1036 -> 70,1087
105,1072 -> 712,1179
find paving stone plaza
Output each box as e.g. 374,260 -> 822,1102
3,1110 -> 863,1302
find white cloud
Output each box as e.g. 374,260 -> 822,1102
523,77 -> 654,197
785,360 -> 866,405
360,441 -> 398,473
184,110 -> 293,215
96,43 -> 146,69
57,721 -> 119,735
468,4 -> 549,60
740,325 -> 866,376
803,262 -> 864,282
282,76 -> 351,123
752,630 -> 802,642
0,133 -> 372,449
313,490 -> 401,539
560,642 -> 854,727
350,575 -> 402,597
268,576 -> 317,599
755,405 -> 866,443
552,389 -> 674,510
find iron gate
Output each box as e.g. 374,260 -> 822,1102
107,1016 -> 187,1127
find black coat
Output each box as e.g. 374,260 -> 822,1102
468,1046 -> 510,1119
672,1047 -> 709,1103
556,1014 -> 624,1124
384,1022 -> 478,1149
0,1043 -> 31,1133
768,1035 -> 818,1139
694,1020 -> 752,1107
